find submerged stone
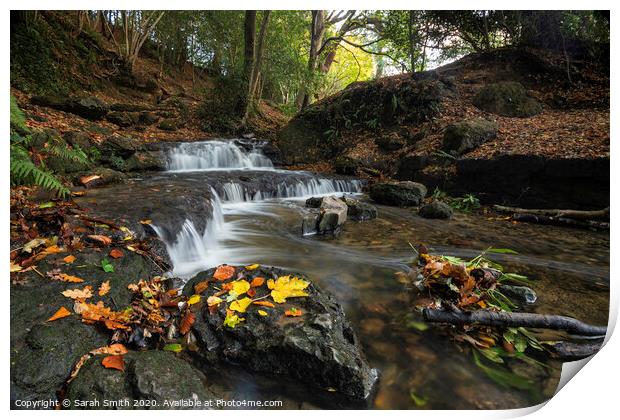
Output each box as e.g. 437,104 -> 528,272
183,266 -> 379,401
418,200 -> 453,220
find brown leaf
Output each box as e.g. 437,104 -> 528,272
179,312 -> 196,335
193,281 -> 210,295
61,286 -> 93,300
250,277 -> 265,287
91,343 -> 128,356
109,249 -> 124,259
80,174 -> 101,186
98,281 -> 111,296
88,235 -> 112,245
47,306 -> 71,322
102,355 -> 125,371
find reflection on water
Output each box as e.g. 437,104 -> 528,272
173,197 -> 608,409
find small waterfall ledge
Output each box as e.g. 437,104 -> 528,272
166,139 -> 274,171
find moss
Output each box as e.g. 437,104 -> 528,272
473,82 -> 543,117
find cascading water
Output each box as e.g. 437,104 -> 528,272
154,139 -> 364,278
166,140 -> 274,171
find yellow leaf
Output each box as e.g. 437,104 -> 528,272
63,255 -> 76,264
10,262 -> 22,272
61,286 -> 93,301
139,219 -> 152,225
223,313 -> 245,328
268,275 -> 310,303
207,295 -> 223,307
257,310 -> 268,317
23,238 -> 46,253
187,294 -> 201,305
47,306 -> 71,321
230,280 -> 250,297
245,264 -> 260,270
98,281 -> 111,296
229,297 -> 252,313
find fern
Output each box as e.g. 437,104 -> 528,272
10,95 -> 29,135
10,144 -> 70,197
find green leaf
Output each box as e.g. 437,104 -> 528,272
478,347 -> 504,363
487,248 -> 519,254
514,333 -> 528,353
163,343 -> 183,353
473,350 -> 533,390
407,321 -> 429,332
409,390 -> 428,407
101,258 -> 114,273
38,202 -> 55,209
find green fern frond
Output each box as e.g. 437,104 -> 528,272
46,143 -> 89,164
10,144 -> 70,197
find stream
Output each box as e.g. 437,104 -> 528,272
78,139 -> 610,409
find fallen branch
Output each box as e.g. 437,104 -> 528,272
548,339 -> 603,361
493,205 -> 609,220
511,214 -> 609,230
423,308 -> 607,337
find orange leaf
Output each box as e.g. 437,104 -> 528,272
63,255 -> 76,264
59,273 -> 84,283
103,319 -> 131,330
285,308 -> 303,317
194,281 -> 210,295
247,288 -> 256,298
109,249 -> 123,259
80,174 -> 101,186
179,312 -> 196,335
62,286 -> 93,300
102,355 -> 125,371
252,300 -> 275,308
90,343 -> 128,355
88,235 -> 112,245
47,306 -> 71,322
98,281 -> 111,296
250,277 -> 265,287
213,265 -> 235,281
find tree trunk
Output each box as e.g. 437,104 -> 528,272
243,11 -> 270,124
493,205 -> 610,219
296,10 -> 326,110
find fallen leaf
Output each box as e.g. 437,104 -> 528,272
187,294 -> 201,305
63,255 -> 76,264
10,262 -> 22,272
247,288 -> 256,298
250,277 -> 265,287
61,286 -> 93,300
109,249 -> 123,259
223,312 -> 245,328
98,281 -> 111,296
257,310 -> 268,316
47,306 -> 71,321
80,174 -> 101,186
194,281 -> 210,295
23,238 -> 46,253
252,300 -> 275,308
139,219 -> 152,225
285,307 -> 303,317
229,297 -> 252,313
180,312 -> 196,335
207,296 -> 223,307
163,343 -> 183,352
245,264 -> 260,270
88,235 -> 112,245
90,343 -> 128,355
267,275 -> 310,303
230,280 -> 250,296
102,355 -> 125,371
213,265 -> 235,281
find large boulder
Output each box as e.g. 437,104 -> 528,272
473,82 -> 542,117
107,111 -> 140,127
442,118 -> 498,156
183,265 -> 379,401
334,156 -> 360,176
369,181 -> 427,207
66,351 -> 217,409
418,200 -> 453,220
100,136 -> 143,159
124,151 -> 167,172
375,134 -> 406,152
303,196 -> 348,235
395,154 -> 429,180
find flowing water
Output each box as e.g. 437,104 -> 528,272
80,139 -> 610,409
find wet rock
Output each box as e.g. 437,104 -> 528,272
305,197 -> 323,208
473,82 -> 542,117
395,154 -> 429,180
370,181 -> 427,207
100,136 -> 143,159
32,95 -> 110,120
497,284 -> 537,305
63,131 -> 94,152
302,209 -> 321,235
334,156 -> 359,176
124,151 -> 167,172
107,111 -> 140,127
318,196 -> 348,234
418,200 -> 453,220
10,248 -> 163,406
110,103 -> 155,112
138,111 -> 159,125
341,196 -> 378,221
158,118 -> 179,131
66,351 -> 217,409
73,167 -> 128,187
442,119 -> 498,156
183,266 -> 379,401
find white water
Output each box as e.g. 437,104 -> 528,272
155,141 -> 365,278
166,140 -> 274,171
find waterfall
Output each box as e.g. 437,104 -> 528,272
166,140 -> 274,171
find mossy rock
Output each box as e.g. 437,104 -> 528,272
442,118 -> 498,156
473,82 -> 542,117
158,119 -> 178,131
369,181 -> 427,207
334,156 -> 360,175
